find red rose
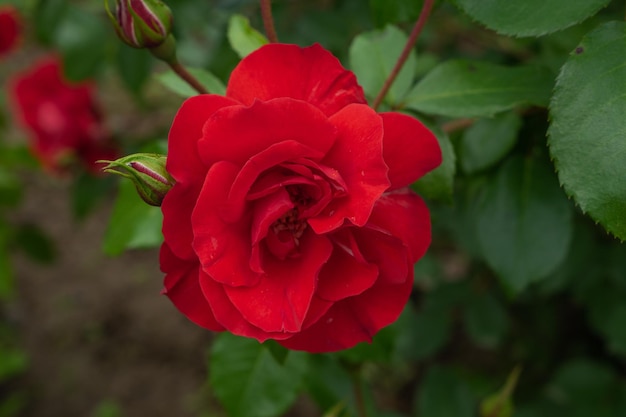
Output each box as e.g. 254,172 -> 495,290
9,57 -> 118,173
161,44 -> 441,352
0,6 -> 20,58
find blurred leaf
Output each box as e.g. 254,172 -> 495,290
156,68 -> 226,98
0,348 -> 28,381
548,22 -> 626,241
227,14 -> 268,58
453,0 -> 611,37
479,367 -> 521,417
0,168 -> 21,208
103,180 -> 163,256
405,61 -> 553,118
91,401 -> 122,417
33,0 -> 68,45
54,7 -> 109,80
476,156 -> 573,294
459,112 -> 522,174
339,325 -> 395,363
413,123 -> 455,202
13,224 -> 56,264
415,366 -> 474,417
395,303 -> 451,360
304,354 -> 353,414
117,44 -> 152,97
72,174 -> 115,220
349,25 -> 416,105
464,291 -> 509,349
210,333 -> 308,417
369,0 -> 424,27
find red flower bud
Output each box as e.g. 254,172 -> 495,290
100,153 -> 174,206
105,0 -> 173,49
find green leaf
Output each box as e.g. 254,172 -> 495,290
0,348 -> 28,381
548,22 -> 626,241
156,67 -> 226,97
33,0 -> 68,45
227,14 -> 268,58
210,333 -> 308,417
396,304 -> 451,360
413,123 -> 455,202
102,180 -> 163,256
13,224 -> 56,264
460,112 -> 522,174
369,0 -> 424,27
476,156 -> 573,294
349,25 -> 417,105
464,292 -> 509,349
54,7 -> 108,81
304,355 -> 353,414
72,174 -> 115,220
405,61 -> 554,117
453,0 -> 611,37
415,366 -> 474,417
117,44 -> 152,97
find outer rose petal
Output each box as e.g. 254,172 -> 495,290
167,94 -> 240,184
380,112 -> 442,190
192,161 -> 261,287
198,98 -> 336,168
160,243 -> 224,331
279,271 -> 413,353
224,230 -> 333,333
309,103 -> 390,233
367,189 -> 432,263
226,43 -> 366,117
161,183 -> 201,260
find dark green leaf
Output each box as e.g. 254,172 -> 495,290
72,175 -> 115,220
13,223 -> 56,264
369,0 -> 424,27
413,123 -> 455,202
33,0 -> 68,45
117,44 -> 152,97
395,303 -> 451,360
0,348 -> 28,381
548,22 -> 626,241
349,25 -> 416,105
460,112 -> 522,174
227,14 -> 268,58
102,180 -> 163,256
406,61 -> 553,117
0,167 -> 22,208
156,67 -> 226,97
415,366 -> 474,417
453,0 -> 611,37
476,156 -> 573,293
210,333 -> 308,417
304,354 -> 353,414
464,291 -> 509,348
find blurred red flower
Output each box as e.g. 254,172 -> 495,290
160,44 -> 441,352
0,6 -> 20,58
8,57 -> 118,173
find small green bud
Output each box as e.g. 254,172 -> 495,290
105,0 -> 175,56
100,153 -> 174,206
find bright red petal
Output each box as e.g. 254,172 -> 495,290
224,230 -> 333,333
368,188 -> 432,263
226,43 -> 366,117
191,161 -> 262,287
167,94 -> 239,184
160,243 -> 224,331
380,112 -> 442,190
309,103 -> 389,233
198,98 -> 336,168
161,183 -> 201,260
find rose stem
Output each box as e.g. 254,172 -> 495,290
371,0 -> 435,110
260,0 -> 279,43
169,60 -> 209,94
442,117 -> 475,134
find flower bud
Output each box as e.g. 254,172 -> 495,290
105,0 -> 173,49
100,153 -> 174,206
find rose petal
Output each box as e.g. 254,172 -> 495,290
309,103 -> 389,233
160,243 -> 224,331
250,187 -> 293,246
226,43 -> 366,117
161,183 -> 201,260
191,161 -> 262,287
368,188 -> 432,263
199,271 -> 292,342
380,112 -> 442,190
198,98 -> 336,168
224,230 -> 333,333
167,94 -> 239,184
352,226 -> 409,285
279,274 -> 413,353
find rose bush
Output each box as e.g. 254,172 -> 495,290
0,6 -> 20,58
161,43 -> 441,352
9,57 -> 118,173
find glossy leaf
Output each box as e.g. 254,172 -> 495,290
349,25 -> 417,105
453,0 -> 611,37
476,157 -> 573,294
548,22 -> 626,241
210,333 -> 308,417
156,67 -> 226,97
405,61 -> 553,117
460,112 -> 522,174
227,14 -> 268,58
